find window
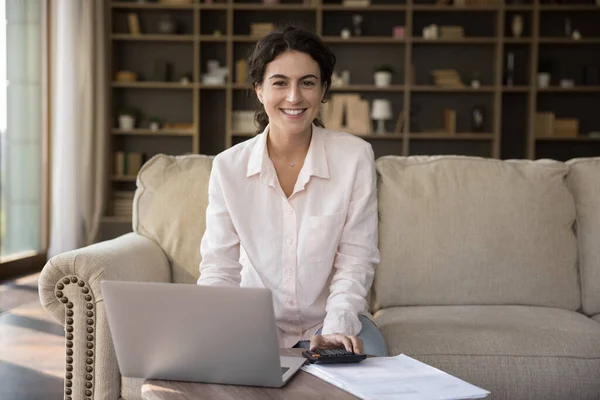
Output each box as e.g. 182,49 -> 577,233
0,0 -> 47,269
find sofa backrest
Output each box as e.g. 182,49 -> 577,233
133,154 -> 214,283
566,158 -> 600,317
372,156 -> 581,313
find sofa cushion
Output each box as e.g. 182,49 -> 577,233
566,158 -> 600,316
134,154 -> 214,283
593,314 -> 600,324
374,305 -> 600,400
374,156 -> 579,311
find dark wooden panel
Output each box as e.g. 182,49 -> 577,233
409,140 -> 491,157
412,45 -> 496,86
233,11 -> 316,35
411,92 -> 494,133
321,11 -> 407,37
200,91 -> 227,155
327,43 -> 406,85
112,9 -> 195,35
412,12 -> 497,38
200,10 -> 228,36
113,41 -> 195,82
501,93 -> 529,159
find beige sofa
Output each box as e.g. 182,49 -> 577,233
39,154 -> 600,400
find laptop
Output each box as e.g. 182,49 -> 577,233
101,281 -> 306,388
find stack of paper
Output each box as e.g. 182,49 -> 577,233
302,354 -> 489,400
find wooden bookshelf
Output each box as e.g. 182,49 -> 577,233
104,0 -> 600,231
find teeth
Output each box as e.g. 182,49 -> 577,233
281,109 -> 305,116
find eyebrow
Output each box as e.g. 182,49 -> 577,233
268,74 -> 319,81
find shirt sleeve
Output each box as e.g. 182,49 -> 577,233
197,156 -> 243,287
321,144 -> 381,336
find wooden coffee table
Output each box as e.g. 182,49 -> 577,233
141,348 -> 360,400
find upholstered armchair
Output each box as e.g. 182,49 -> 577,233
39,155 -> 214,400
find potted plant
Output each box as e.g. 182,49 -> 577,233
118,107 -> 138,130
374,65 -> 394,87
149,117 -> 164,131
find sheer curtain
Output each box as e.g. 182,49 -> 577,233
1,0 -> 43,258
48,0 -> 107,257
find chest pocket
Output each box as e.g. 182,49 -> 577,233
307,212 -> 346,263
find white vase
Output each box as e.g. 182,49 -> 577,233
512,15 -> 523,38
537,73 -> 551,88
374,72 -> 392,87
119,115 -> 135,130
149,122 -> 160,131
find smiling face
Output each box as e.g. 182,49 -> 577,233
255,50 -> 325,137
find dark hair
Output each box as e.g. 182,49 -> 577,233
247,26 -> 336,134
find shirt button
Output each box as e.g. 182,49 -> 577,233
287,208 -> 293,214
286,269 -> 293,276
286,238 -> 292,245
288,300 -> 294,306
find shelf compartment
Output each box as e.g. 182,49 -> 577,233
112,129 -> 194,136
412,37 -> 497,44
502,86 -> 530,92
233,4 -> 317,10
539,38 -> 600,44
322,5 -> 407,11
111,34 -> 195,42
411,85 -> 495,92
536,136 -> 600,142
323,36 -> 406,44
412,5 -> 500,11
537,86 -> 600,93
112,81 -> 195,89
330,85 -> 406,92
409,133 -> 494,140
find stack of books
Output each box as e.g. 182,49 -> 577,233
535,113 -> 580,137
115,152 -> 144,176
343,0 -> 370,6
554,118 -> 579,137
250,23 -> 275,38
440,26 -> 465,39
455,0 -> 502,5
431,70 -> 464,87
232,111 -> 256,133
112,191 -> 135,218
444,109 -> 457,135
535,112 -> 555,137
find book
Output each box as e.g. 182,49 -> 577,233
128,13 -> 141,35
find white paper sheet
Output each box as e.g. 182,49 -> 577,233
302,354 -> 490,400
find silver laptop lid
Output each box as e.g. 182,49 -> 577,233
101,281 -> 285,387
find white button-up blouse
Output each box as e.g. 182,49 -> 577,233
197,124 -> 380,348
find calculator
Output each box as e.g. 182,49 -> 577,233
302,348 -> 367,364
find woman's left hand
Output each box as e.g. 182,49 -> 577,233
310,333 -> 364,354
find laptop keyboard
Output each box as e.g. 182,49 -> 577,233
281,367 -> 290,375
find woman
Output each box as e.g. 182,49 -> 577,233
198,26 -> 388,357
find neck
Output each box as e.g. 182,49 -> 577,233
267,124 -> 312,160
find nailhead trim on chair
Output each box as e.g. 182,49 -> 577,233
55,276 -> 95,400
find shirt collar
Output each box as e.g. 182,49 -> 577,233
246,123 -> 330,180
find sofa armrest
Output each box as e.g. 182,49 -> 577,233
39,232 -> 171,400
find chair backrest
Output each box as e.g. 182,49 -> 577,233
133,154 -> 214,283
